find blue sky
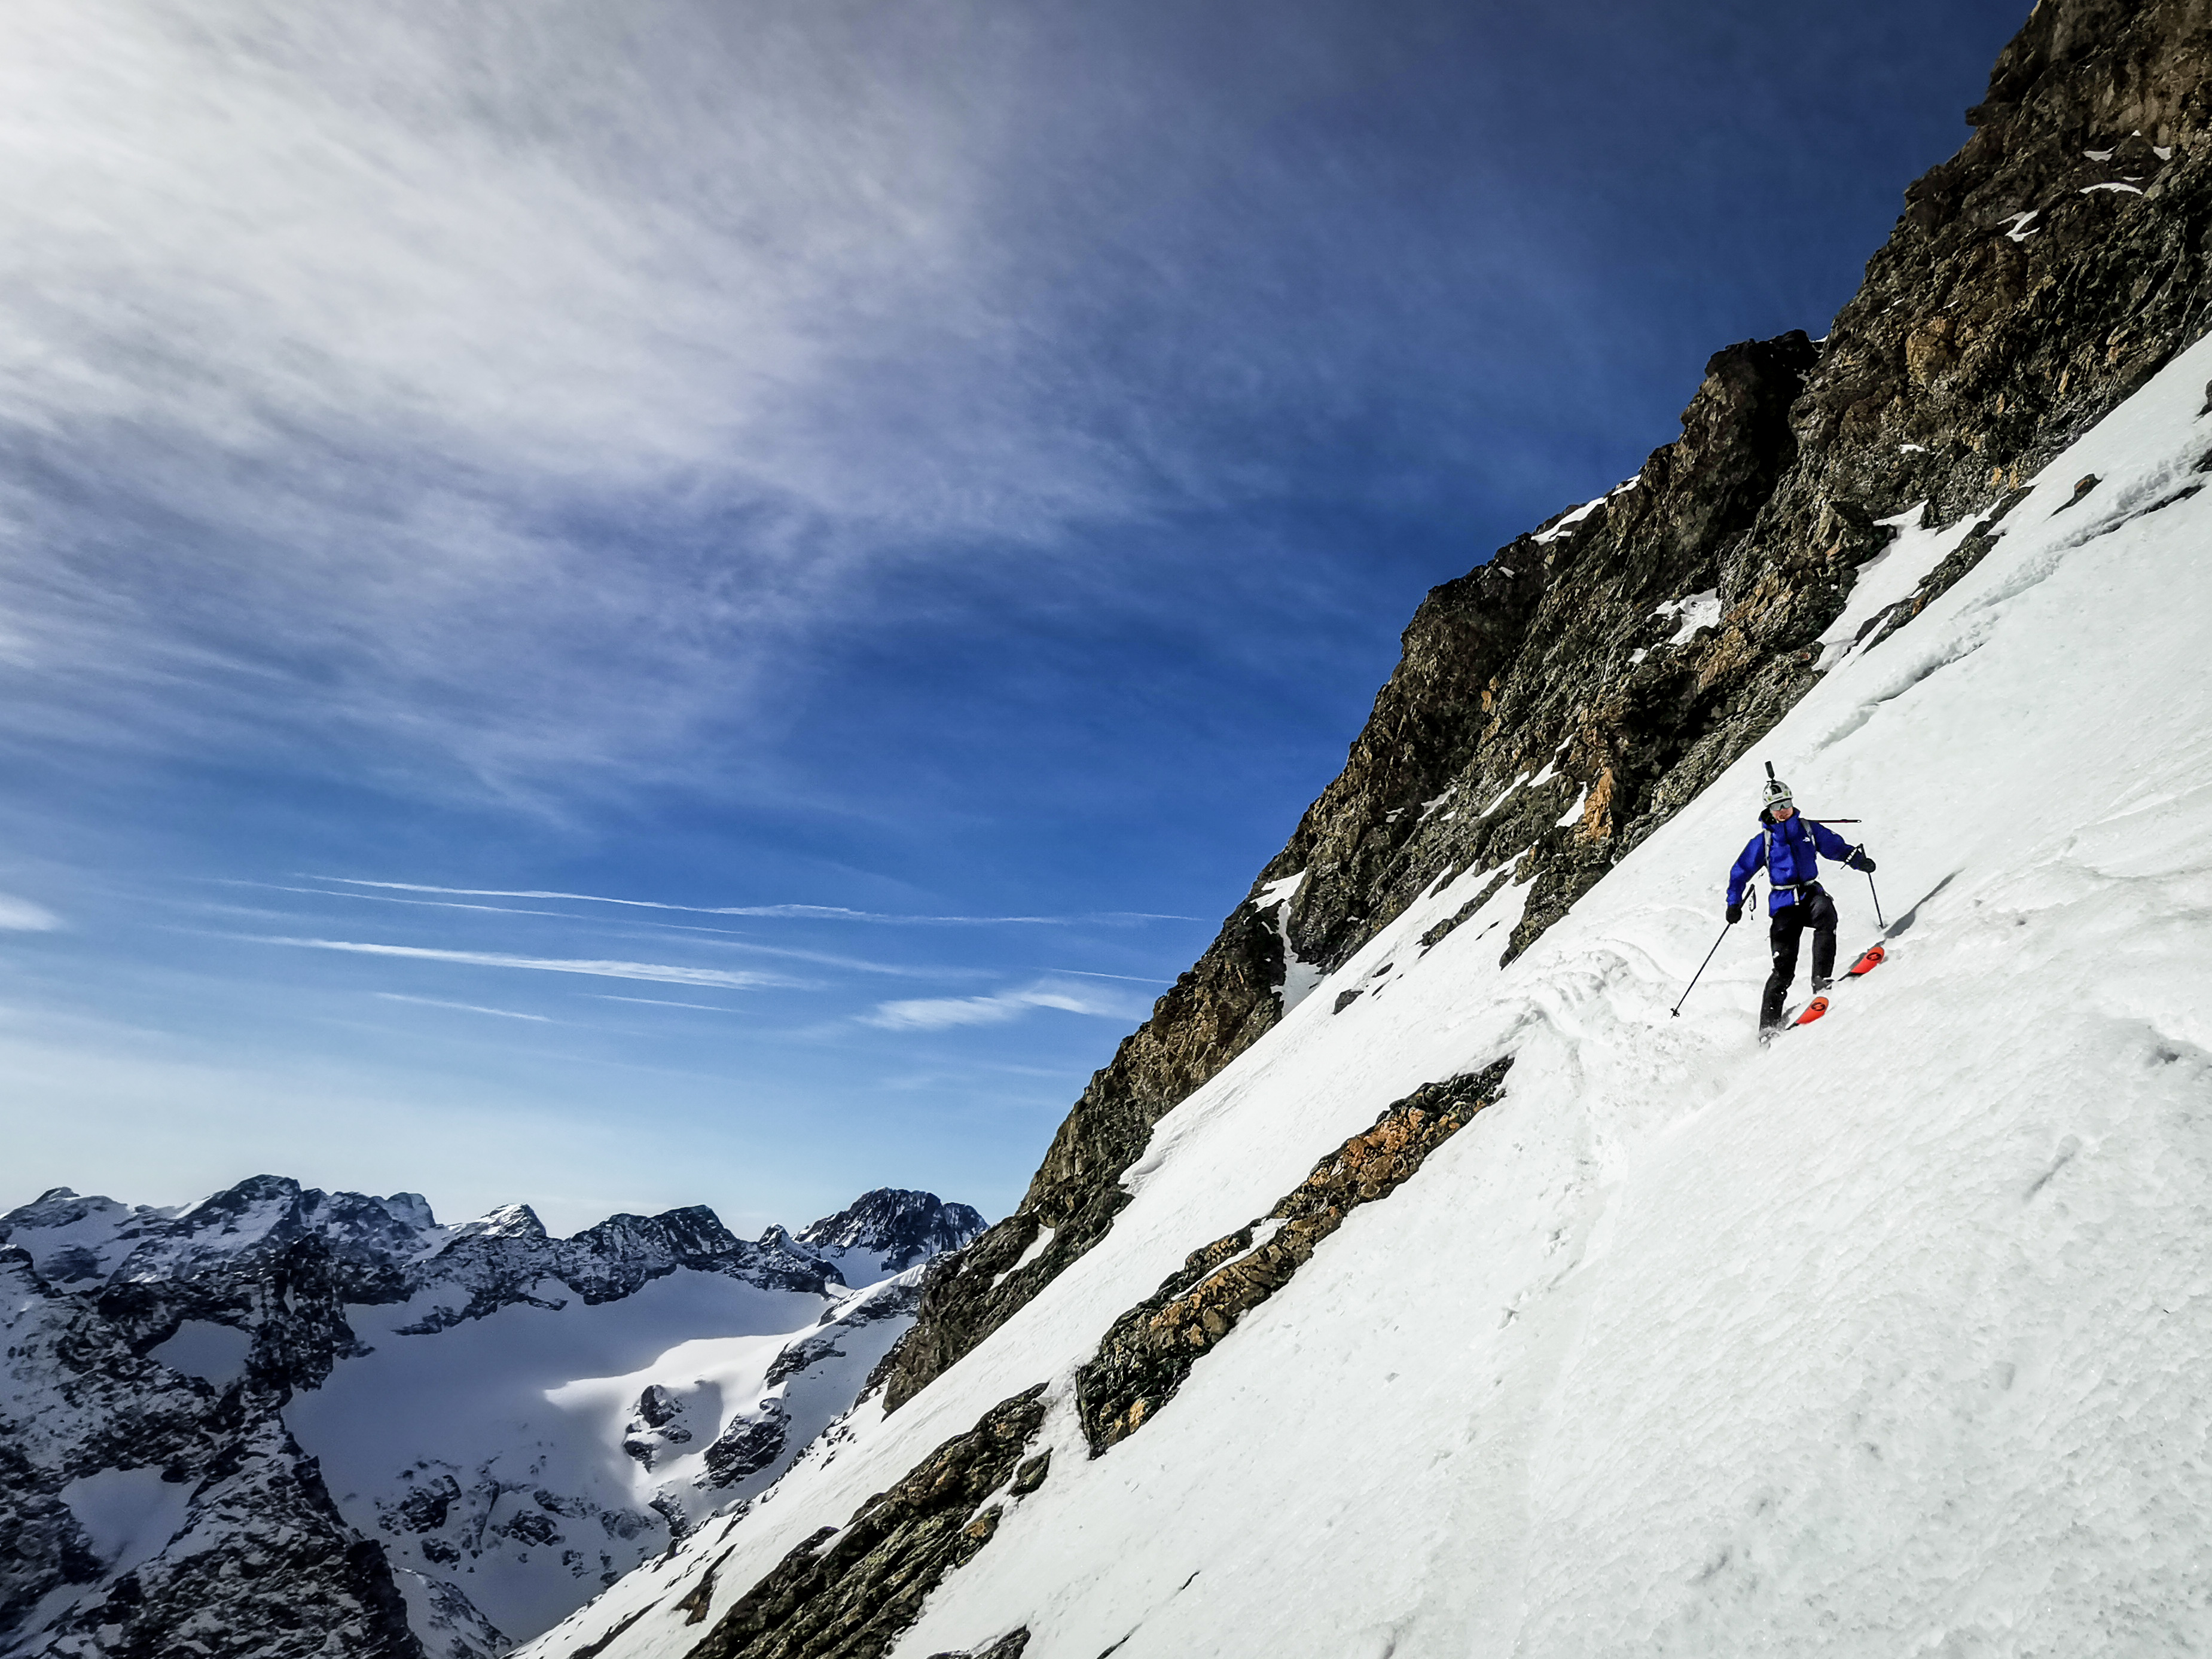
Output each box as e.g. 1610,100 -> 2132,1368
0,0 -> 2027,1235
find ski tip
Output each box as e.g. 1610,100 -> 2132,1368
1847,944 -> 1887,976
1793,996 -> 1830,1026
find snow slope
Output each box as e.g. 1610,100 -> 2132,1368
290,1263 -> 939,1643
283,1236 -> 960,1650
289,1272 -> 824,1640
529,322 -> 2212,1656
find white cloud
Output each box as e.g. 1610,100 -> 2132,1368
254,936 -> 806,989
312,877 -> 1195,926
0,894 -> 60,931
861,977 -> 1149,1031
0,1 -> 1012,497
588,995 -> 742,1013
374,992 -> 549,1022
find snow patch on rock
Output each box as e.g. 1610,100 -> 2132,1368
1652,588 -> 1722,644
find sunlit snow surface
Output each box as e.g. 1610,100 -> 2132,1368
1256,871 -> 1325,1010
290,1273 -> 826,1639
529,338 -> 2212,1658
1811,500 -> 1976,672
60,1466 -> 194,1580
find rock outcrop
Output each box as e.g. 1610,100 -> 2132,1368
1075,1062 -> 1512,1455
881,907 -> 1286,1411
685,1388 -> 1049,1659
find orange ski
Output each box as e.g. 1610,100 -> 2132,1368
1847,945 -> 1886,976
1793,995 -> 1830,1026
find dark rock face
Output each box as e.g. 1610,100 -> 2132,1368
884,0 -> 2212,1415
880,908 -> 1286,1410
0,1249 -> 208,1641
795,1191 -> 988,1276
26,1414 -> 426,1659
1076,1062 -> 1512,1455
395,1205 -> 834,1334
698,1404 -> 788,1489
624,1387 -> 696,1470
685,1387 -> 1048,1659
0,1240 -> 429,1659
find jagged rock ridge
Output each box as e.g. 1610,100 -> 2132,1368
684,1388 -> 1049,1659
794,1191 -> 987,1279
881,0 -> 2212,1413
0,1176 -> 983,1659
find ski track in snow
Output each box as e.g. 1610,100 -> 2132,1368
525,337 -> 2212,1659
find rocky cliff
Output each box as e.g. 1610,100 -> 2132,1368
881,0 -> 2212,1414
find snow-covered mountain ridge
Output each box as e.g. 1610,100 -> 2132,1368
0,1181 -> 983,1658
524,3 -> 2212,1654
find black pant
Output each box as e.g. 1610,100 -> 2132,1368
1762,888 -> 1838,1028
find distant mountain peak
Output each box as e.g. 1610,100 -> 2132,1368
449,1201 -> 548,1241
380,1191 -> 435,1231
796,1188 -> 987,1275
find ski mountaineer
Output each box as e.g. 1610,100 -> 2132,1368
1724,769 -> 1877,1035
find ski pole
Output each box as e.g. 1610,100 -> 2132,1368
1671,916 -> 1734,1017
1866,869 -> 1885,930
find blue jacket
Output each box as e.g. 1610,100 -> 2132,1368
1729,813 -> 1858,913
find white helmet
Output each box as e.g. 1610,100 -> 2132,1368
1762,762 -> 1793,812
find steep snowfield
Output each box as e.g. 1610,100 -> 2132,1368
533,337 -> 2212,1658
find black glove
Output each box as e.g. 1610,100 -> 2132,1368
1725,902 -> 1743,924
1849,848 -> 1877,872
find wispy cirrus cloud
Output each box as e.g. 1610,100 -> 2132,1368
374,992 -> 550,1022
251,937 -> 807,990
642,927 -> 992,979
859,977 -> 1149,1032
1027,967 -> 1172,983
0,0 -> 1150,795
225,882 -> 576,919
213,878 -> 989,976
311,877 -> 1195,925
0,895 -> 60,931
588,995 -> 742,1013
